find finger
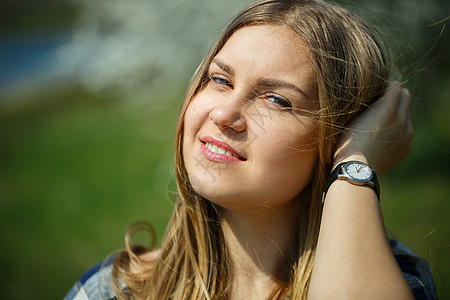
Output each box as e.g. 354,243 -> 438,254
371,81 -> 402,111
406,110 -> 414,140
403,111 -> 414,157
397,88 -> 411,116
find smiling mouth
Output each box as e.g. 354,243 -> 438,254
204,141 -> 238,158
200,138 -> 247,161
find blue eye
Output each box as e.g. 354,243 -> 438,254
209,75 -> 232,87
266,93 -> 292,108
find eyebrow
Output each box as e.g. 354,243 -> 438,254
257,78 -> 310,100
211,58 -> 234,76
211,58 -> 310,100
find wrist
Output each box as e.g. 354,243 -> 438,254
323,160 -> 380,204
333,153 -> 369,169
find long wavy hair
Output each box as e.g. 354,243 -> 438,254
112,0 -> 390,299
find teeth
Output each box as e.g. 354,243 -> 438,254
205,142 -> 237,158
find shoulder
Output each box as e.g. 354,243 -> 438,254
389,239 -> 438,300
63,256 -> 118,300
64,249 -> 161,300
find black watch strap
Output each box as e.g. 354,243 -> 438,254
322,162 -> 380,204
322,162 -> 344,204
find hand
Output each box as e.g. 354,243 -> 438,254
334,81 -> 414,175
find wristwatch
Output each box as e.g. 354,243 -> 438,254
322,161 -> 380,204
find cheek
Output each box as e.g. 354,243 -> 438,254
184,93 -> 214,127
276,152 -> 318,201
184,100 -> 207,139
182,95 -> 214,172
267,142 -> 318,179
263,127 -> 319,193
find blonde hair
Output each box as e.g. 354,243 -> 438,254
112,0 -> 390,299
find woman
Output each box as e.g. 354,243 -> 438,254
65,0 -> 436,299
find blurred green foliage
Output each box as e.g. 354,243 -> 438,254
0,88 -> 179,299
0,0 -> 448,299
0,0 -> 76,34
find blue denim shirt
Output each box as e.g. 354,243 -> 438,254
64,239 -> 437,300
389,239 -> 437,300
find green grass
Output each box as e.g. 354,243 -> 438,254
0,89 -> 179,299
0,87 -> 448,299
382,176 -> 449,297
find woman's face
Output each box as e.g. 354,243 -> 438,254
183,25 -> 319,212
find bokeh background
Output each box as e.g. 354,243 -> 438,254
0,0 -> 448,299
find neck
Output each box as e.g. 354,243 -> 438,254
220,203 -> 299,299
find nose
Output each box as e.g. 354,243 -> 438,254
209,97 -> 247,132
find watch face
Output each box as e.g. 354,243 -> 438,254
343,161 -> 372,182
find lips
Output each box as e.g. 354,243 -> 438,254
200,136 -> 246,162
